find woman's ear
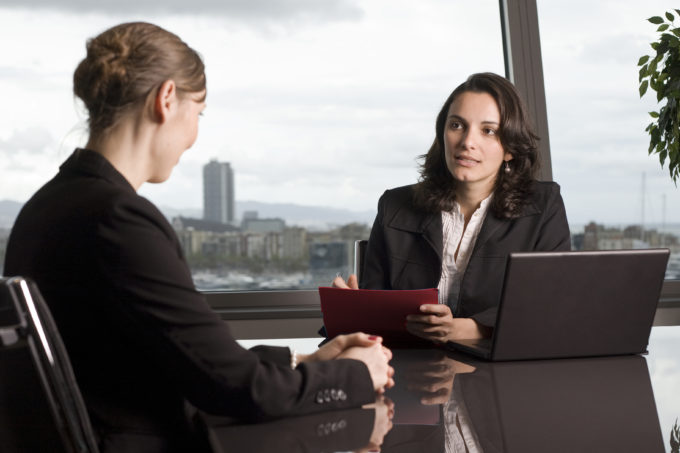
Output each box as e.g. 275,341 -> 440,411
153,80 -> 177,123
504,152 -> 514,162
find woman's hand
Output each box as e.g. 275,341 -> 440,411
303,332 -> 384,362
406,304 -> 488,344
338,343 -> 395,393
332,274 -> 358,289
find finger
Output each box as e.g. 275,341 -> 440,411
406,314 -> 444,325
407,318 -> 450,335
382,346 -> 392,360
346,274 -> 359,289
331,276 -> 351,288
419,304 -> 451,315
344,332 -> 382,349
405,322 -> 436,341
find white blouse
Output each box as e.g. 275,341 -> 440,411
437,195 -> 492,309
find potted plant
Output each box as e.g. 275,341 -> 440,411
638,9 -> 680,184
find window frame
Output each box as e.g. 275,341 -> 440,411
205,0 -> 680,339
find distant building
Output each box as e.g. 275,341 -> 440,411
282,227 -> 307,260
242,217 -> 286,234
173,216 -> 239,234
242,210 -> 258,221
203,159 -> 235,225
172,216 -> 240,257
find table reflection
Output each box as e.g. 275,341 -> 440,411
202,348 -> 666,453
382,350 -> 665,453
204,403 -> 389,453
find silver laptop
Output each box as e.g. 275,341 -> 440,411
449,249 -> 670,361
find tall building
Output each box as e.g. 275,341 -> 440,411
203,159 -> 235,225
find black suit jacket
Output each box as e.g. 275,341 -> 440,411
4,149 -> 374,443
361,182 -> 571,327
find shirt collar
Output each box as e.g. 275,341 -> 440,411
452,193 -> 494,216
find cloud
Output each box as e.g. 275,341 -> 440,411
0,127 -> 54,156
1,0 -> 364,25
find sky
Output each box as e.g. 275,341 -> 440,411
0,0 -> 679,227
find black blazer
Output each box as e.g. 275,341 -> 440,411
360,182 -> 571,327
4,149 -> 374,443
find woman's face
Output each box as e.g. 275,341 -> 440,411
443,90 -> 512,194
151,89 -> 206,183
176,90 -> 206,152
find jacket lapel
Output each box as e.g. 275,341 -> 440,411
473,213 -> 505,253
421,213 -> 443,261
474,200 -> 543,252
388,208 -> 443,261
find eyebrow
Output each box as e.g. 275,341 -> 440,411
447,114 -> 499,125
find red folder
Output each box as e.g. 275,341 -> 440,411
318,287 -> 438,345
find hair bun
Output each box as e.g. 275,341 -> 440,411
73,22 -> 206,137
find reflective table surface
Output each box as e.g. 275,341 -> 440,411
226,326 -> 680,453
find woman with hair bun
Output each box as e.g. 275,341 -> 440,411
5,22 -> 393,450
333,73 -> 571,344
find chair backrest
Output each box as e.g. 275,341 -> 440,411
354,239 -> 368,284
0,277 -> 99,453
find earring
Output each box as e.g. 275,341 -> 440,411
504,161 -> 511,174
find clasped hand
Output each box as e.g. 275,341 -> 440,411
300,332 -> 395,393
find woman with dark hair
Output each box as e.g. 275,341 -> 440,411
5,22 -> 393,451
334,72 -> 571,344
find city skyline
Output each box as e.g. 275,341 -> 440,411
1,1 -> 680,227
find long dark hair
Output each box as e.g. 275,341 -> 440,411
414,72 -> 539,218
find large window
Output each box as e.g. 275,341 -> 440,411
537,0 -> 680,280
0,0 -> 505,289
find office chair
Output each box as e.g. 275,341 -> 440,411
0,277 -> 99,453
353,239 -> 368,285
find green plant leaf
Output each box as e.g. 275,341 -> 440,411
638,55 -> 650,66
639,64 -> 649,82
663,33 -> 680,46
640,79 -> 649,97
649,60 -> 658,78
673,28 -> 680,37
659,24 -> 671,32
649,16 -> 665,24
666,12 -> 674,21
650,111 -> 660,118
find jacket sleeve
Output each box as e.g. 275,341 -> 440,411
360,191 -> 392,290
96,194 -> 375,422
